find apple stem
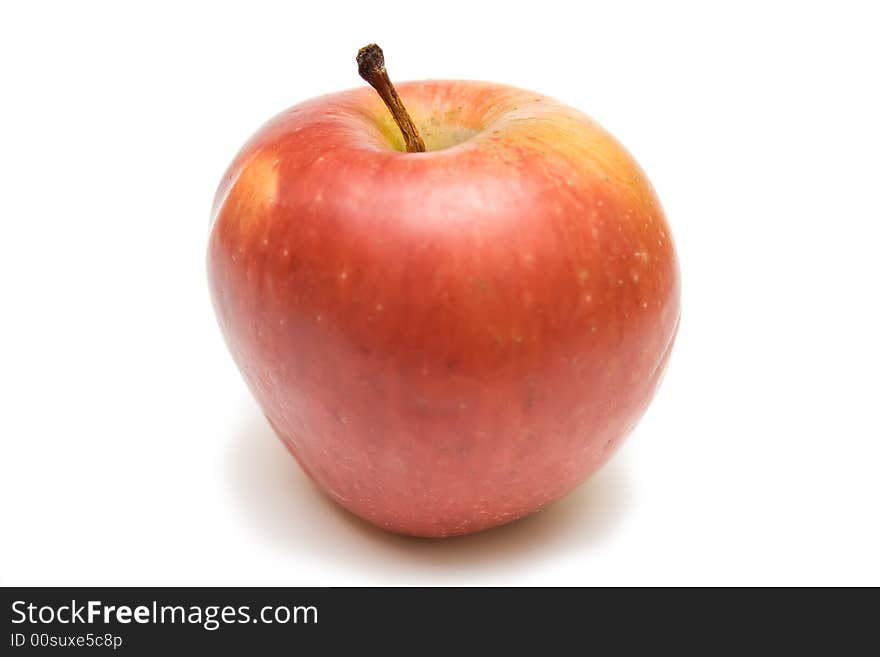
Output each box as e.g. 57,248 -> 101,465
357,44 -> 426,153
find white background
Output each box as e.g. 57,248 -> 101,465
2,1 -> 878,586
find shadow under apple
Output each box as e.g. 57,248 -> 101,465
226,402 -> 632,582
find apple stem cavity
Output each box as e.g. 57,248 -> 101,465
357,44 -> 426,153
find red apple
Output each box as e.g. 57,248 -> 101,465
208,47 -> 680,537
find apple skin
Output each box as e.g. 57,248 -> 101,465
208,80 -> 680,537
